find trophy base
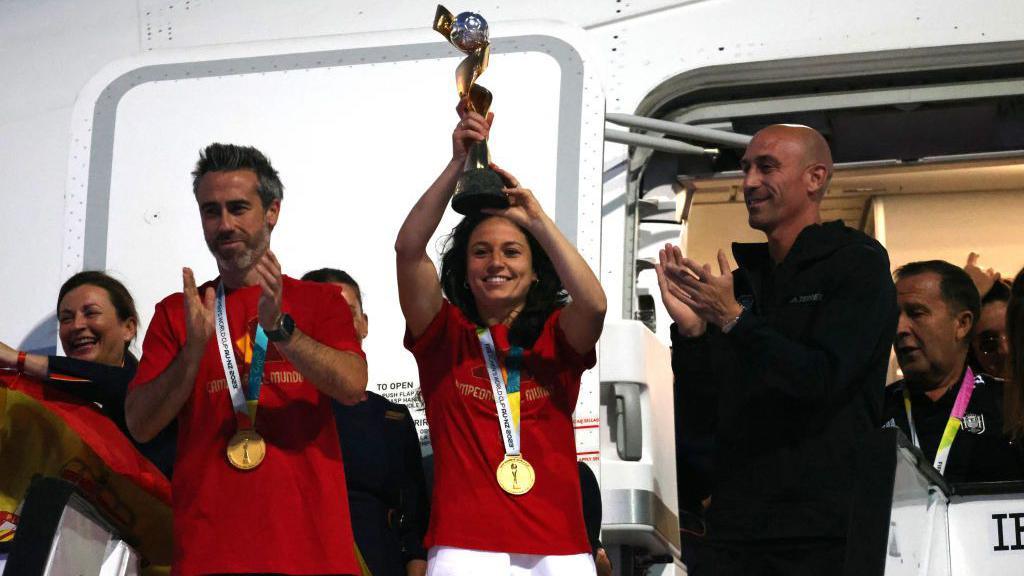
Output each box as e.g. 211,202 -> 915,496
452,168 -> 508,215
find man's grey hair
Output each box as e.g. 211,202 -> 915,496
191,143 -> 283,207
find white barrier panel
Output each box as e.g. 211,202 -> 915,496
948,487 -> 1024,574
885,445 -> 951,576
880,431 -> 1024,576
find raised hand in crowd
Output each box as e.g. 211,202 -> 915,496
965,252 -> 1001,297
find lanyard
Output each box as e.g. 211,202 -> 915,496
902,367 -> 978,475
214,283 -> 268,428
477,328 -> 522,457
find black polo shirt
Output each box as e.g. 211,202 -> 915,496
883,367 -> 1024,483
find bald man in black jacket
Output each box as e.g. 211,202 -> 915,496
658,125 -> 898,576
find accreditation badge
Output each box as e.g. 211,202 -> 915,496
227,428 -> 266,470
496,455 -> 535,495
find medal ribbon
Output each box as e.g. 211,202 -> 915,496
902,367 -> 979,475
214,283 -> 268,430
477,328 -> 522,457
246,326 -> 268,424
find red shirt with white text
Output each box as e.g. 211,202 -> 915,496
131,276 -> 363,575
405,301 -> 593,555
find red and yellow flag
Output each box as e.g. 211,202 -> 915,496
0,371 -> 172,570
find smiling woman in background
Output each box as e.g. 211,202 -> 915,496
0,270 -> 175,477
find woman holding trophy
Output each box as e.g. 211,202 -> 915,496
394,16 -> 606,568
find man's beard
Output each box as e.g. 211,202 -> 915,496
208,224 -> 270,272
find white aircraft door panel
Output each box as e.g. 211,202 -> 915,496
63,22 -> 605,451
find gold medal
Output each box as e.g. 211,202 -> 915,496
496,455 -> 535,495
226,429 -> 266,470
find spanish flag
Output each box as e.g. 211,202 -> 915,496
0,371 -> 172,572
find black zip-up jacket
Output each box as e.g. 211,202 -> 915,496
671,220 -> 898,542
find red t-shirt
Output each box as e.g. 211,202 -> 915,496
405,301 -> 594,555
131,276 -> 363,575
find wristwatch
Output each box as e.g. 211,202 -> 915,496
264,313 -> 295,342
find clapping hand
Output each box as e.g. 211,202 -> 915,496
655,244 -> 706,336
254,250 -> 284,333
183,267 -> 215,355
655,245 -> 742,335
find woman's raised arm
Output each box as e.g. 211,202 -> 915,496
395,105 -> 492,338
484,165 -> 607,355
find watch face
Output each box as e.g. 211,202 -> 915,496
266,313 -> 294,342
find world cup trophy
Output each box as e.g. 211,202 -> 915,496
434,5 -> 508,215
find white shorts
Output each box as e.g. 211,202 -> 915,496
426,545 -> 597,576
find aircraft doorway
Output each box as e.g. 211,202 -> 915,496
622,40 -> 1024,341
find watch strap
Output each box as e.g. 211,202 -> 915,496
264,313 -> 294,342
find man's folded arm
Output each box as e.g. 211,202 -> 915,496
126,344 -> 202,443
273,329 -> 367,405
125,303 -> 200,443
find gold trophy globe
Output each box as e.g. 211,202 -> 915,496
434,5 -> 508,215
